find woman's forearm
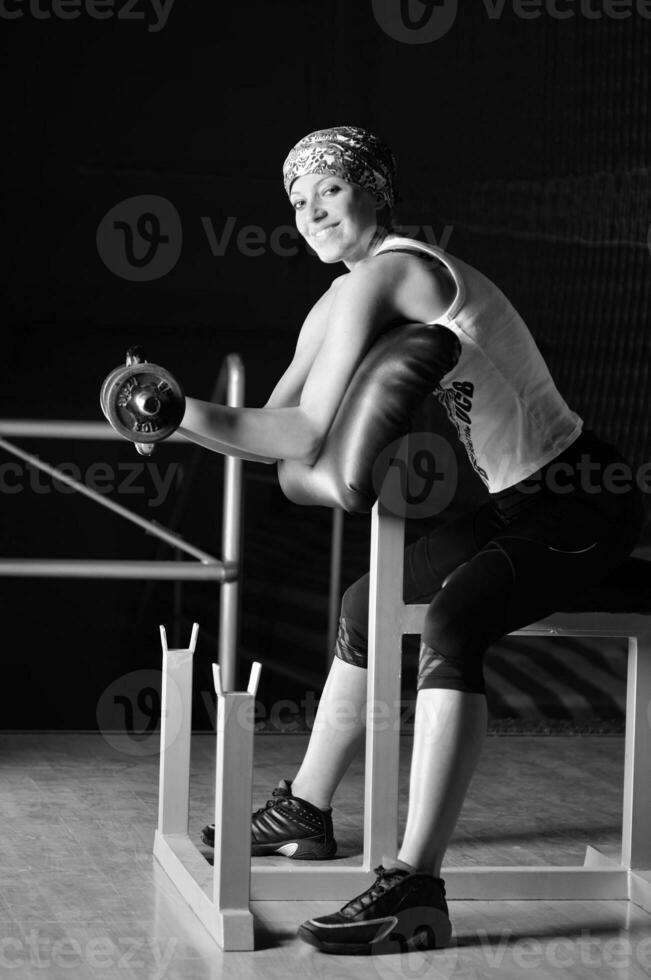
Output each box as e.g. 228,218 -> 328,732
176,427 -> 277,464
179,397 -> 320,464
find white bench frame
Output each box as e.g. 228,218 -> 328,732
154,500 -> 651,949
246,501 -> 651,907
153,624 -> 262,950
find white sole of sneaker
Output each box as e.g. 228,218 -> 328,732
298,905 -> 452,955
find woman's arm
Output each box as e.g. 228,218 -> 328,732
178,401 -> 319,463
177,255 -> 451,465
178,348 -> 321,464
175,426 -> 278,464
178,280 -> 340,461
263,277 -> 344,409
177,267 -> 387,464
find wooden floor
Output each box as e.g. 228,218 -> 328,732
1,732 -> 651,979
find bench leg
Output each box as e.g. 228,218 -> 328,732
622,631 -> 651,871
584,845 -> 622,868
211,671 -> 256,951
364,501 -> 404,868
621,630 -> 651,913
157,624 -> 198,835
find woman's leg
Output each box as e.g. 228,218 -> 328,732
390,546 -> 511,875
396,689 -> 487,876
291,657 -> 367,809
392,472 -> 644,877
291,507 -> 490,810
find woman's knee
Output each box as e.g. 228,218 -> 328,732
418,587 -> 491,694
422,546 -> 513,654
334,573 -> 370,669
421,587 -> 470,655
417,639 -> 486,694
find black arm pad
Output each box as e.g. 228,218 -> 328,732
277,322 -> 461,513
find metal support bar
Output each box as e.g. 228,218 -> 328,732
327,507 -> 344,662
218,355 -> 245,692
0,352 -> 247,684
0,560 -> 234,580
0,420 -> 185,441
0,435 -> 219,564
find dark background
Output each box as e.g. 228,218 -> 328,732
1,1 -> 649,732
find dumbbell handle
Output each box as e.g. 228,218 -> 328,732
126,347 -> 157,456
126,345 -> 147,367
135,441 -> 156,457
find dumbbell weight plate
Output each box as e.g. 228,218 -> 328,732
102,362 -> 185,444
100,342 -> 150,417
100,364 -> 129,423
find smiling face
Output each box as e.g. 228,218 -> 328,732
289,173 -> 387,267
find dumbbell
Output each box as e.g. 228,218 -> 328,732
100,347 -> 185,456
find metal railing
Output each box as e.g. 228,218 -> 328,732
0,352 -> 347,684
0,354 -> 245,690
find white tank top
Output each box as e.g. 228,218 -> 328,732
374,236 -> 583,493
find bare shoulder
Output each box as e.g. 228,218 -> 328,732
368,248 -> 456,324
330,271 -> 350,289
324,256 -> 397,310
293,273 -> 349,358
263,276 -> 349,409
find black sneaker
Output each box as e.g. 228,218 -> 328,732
200,778 -> 337,860
297,864 -> 452,955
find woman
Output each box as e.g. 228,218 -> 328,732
184,126 -> 644,954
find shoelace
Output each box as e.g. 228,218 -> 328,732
253,785 -> 291,818
341,865 -> 447,915
341,865 -> 407,914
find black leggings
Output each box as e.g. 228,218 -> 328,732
334,430 -> 645,693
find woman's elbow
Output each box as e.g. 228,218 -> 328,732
302,432 -> 323,467
294,409 -> 323,467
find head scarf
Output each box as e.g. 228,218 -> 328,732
282,125 -> 397,209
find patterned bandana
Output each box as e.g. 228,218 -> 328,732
282,125 -> 397,209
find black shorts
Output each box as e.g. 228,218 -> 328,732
335,430 -> 645,692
